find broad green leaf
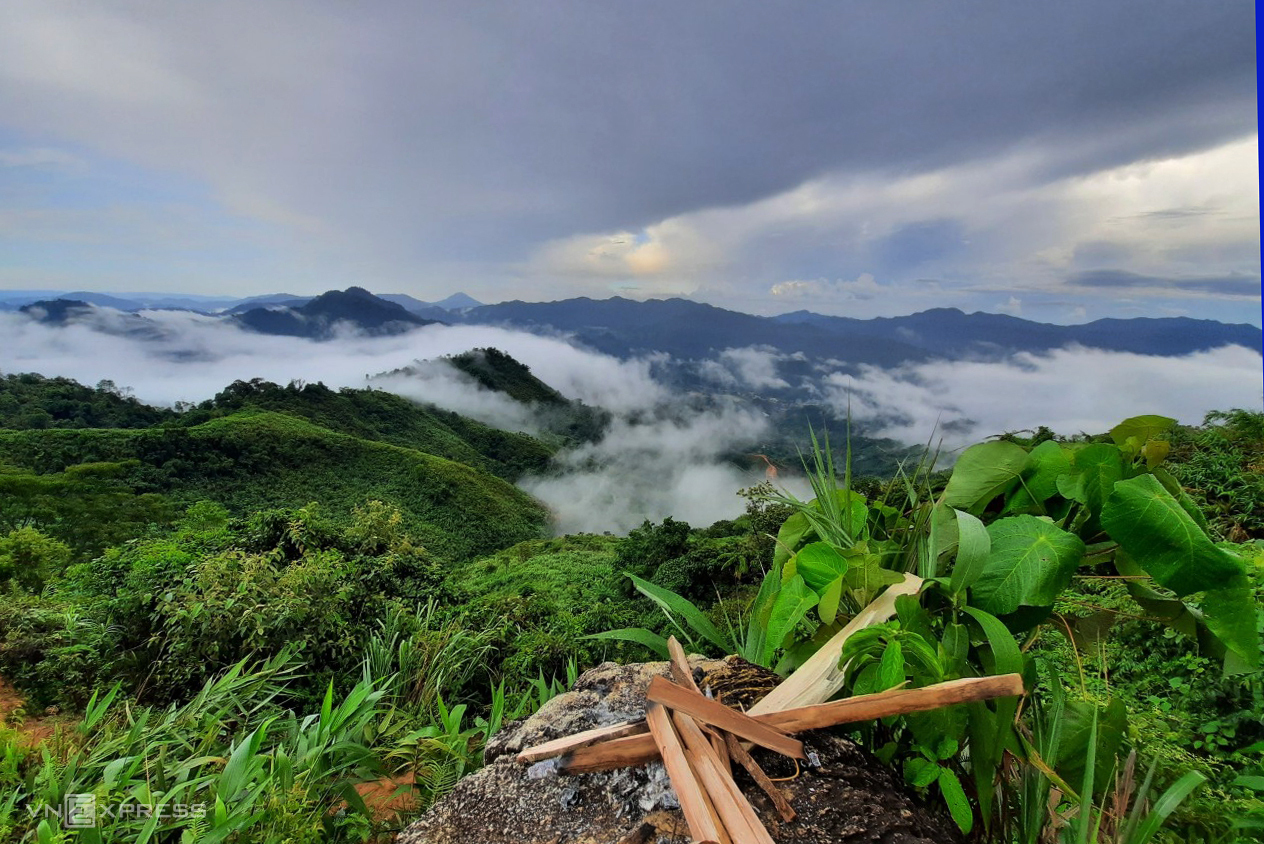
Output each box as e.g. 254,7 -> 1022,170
1102,474 -> 1244,597
1002,440 -> 1073,515
764,574 -> 818,664
1056,443 -> 1126,529
1151,465 -> 1211,533
793,541 -> 850,594
628,573 -> 731,653
843,553 -> 905,594
971,516 -> 1085,617
1201,577 -> 1261,671
943,441 -> 1029,513
583,628 -> 670,659
1056,698 -> 1127,794
1109,414 -> 1176,445
773,511 -> 811,566
818,575 -> 844,625
949,509 -> 990,596
938,767 -> 974,834
1109,414 -> 1176,452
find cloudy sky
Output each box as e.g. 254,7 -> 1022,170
0,1 -> 1258,324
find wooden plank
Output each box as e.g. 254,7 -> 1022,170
748,573 -> 923,715
517,719 -> 648,764
666,636 -> 698,691
647,676 -> 805,760
723,732 -> 795,823
560,674 -> 1024,774
673,711 -> 776,844
759,674 -> 1026,734
645,703 -> 723,844
666,637 -> 732,774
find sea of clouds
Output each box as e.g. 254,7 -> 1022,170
1,307 -> 1259,533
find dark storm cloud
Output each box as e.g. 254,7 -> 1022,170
0,0 -> 1253,267
1070,269 -> 1261,297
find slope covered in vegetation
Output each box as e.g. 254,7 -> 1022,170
0,387 -> 1259,842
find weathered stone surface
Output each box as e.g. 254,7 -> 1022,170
397,657 -> 964,844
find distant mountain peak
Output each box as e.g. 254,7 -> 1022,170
234,287 -> 440,339
433,292 -> 483,311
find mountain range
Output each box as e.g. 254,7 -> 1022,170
7,287 -> 1260,366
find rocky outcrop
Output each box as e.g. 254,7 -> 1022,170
397,657 -> 963,844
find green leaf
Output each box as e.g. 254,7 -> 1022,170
773,511 -> 811,566
1129,771 -> 1206,844
1102,474 -> 1245,597
1201,578 -> 1261,671
1109,415 -> 1176,450
971,515 -> 1085,617
583,628 -> 670,659
905,756 -> 940,788
943,441 -> 1029,513
1056,699 -> 1127,794
877,640 -> 906,691
1151,466 -> 1211,533
1003,440 -> 1073,515
1056,443 -> 1127,527
937,767 -> 974,834
764,575 -> 818,663
818,575 -> 844,625
949,509 -> 990,596
628,573 -> 732,654
742,565 -> 782,665
792,541 -> 850,594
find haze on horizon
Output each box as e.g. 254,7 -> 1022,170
0,2 -> 1259,326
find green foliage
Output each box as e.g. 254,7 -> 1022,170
1169,409 -> 1264,540
730,413 -> 1261,839
0,409 -> 546,562
190,376 -> 555,480
0,372 -> 172,430
0,461 -> 172,562
0,528 -> 71,593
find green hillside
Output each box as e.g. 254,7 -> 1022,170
0,409 -> 546,561
183,378 -> 555,480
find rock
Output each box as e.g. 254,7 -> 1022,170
397,658 -> 964,844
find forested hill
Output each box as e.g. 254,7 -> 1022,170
0,373 -> 553,562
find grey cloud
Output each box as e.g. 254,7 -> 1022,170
0,1 -> 1253,271
1071,269 -> 1261,297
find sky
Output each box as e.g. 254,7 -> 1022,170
0,1 -> 1258,324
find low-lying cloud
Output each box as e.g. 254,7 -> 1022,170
519,403 -> 772,535
0,309 -> 765,532
2,309 -> 1259,534
823,344 -> 1263,451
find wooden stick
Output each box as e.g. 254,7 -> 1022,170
516,719 -> 649,764
667,636 -> 732,775
559,674 -> 1024,774
666,636 -> 697,690
647,676 -> 805,760
759,674 -> 1026,734
673,711 -> 776,844
722,732 -> 795,822
645,703 -> 723,844
748,573 -> 923,715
